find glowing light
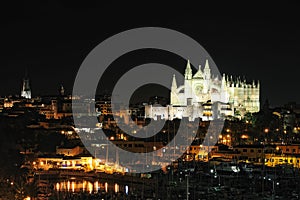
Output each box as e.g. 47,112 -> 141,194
105,182 -> 108,193
264,128 -> 269,133
56,183 -> 60,191
88,182 -> 93,194
83,180 -> 86,192
67,181 -> 70,191
231,166 -> 240,173
94,181 -> 99,193
114,183 -> 119,193
241,135 -> 248,139
72,181 -> 75,193
125,185 -> 129,195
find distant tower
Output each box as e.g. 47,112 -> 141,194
21,70 -> 31,99
59,84 -> 65,96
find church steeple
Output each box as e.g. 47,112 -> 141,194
184,60 -> 192,80
204,59 -> 211,80
221,73 -> 226,88
21,68 -> 31,99
59,84 -> 65,96
171,74 -> 177,90
171,74 -> 179,105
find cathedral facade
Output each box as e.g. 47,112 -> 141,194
145,59 -> 260,121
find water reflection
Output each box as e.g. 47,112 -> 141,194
114,183 -> 119,193
55,180 -> 122,194
105,182 -> 108,193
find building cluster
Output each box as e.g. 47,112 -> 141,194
185,143 -> 300,169
2,69 -> 300,180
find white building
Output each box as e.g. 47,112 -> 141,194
145,59 -> 260,121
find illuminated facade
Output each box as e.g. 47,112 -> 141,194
265,153 -> 300,168
145,59 -> 260,121
21,73 -> 31,99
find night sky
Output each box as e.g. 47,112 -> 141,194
1,2 -> 300,107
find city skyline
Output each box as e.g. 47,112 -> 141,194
2,3 -> 300,199
1,3 -> 300,107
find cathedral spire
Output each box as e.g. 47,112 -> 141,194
204,59 -> 211,80
171,74 -> 177,89
193,65 -> 204,79
204,59 -> 210,70
222,73 -> 226,86
185,60 -> 192,80
59,84 -> 65,96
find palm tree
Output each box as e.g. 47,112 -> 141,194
13,173 -> 38,200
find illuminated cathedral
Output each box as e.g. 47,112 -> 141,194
145,59 -> 260,121
21,71 -> 31,99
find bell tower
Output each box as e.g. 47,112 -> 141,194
21,69 -> 31,99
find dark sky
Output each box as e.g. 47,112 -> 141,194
1,2 -> 300,107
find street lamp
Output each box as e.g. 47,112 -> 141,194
264,128 -> 269,133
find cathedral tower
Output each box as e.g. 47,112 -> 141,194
171,74 -> 179,105
184,60 -> 193,104
21,70 -> 31,99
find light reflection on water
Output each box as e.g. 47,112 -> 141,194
54,180 -> 124,194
